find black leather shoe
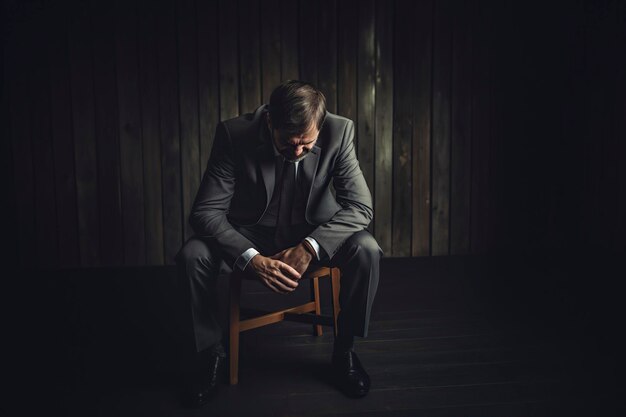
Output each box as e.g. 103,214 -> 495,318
182,352 -> 226,408
331,349 -> 371,398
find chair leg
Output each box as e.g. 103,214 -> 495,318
330,267 -> 341,337
229,273 -> 242,385
311,277 -> 323,336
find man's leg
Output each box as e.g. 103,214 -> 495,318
326,230 -> 381,344
175,225 -> 276,363
176,237 -> 224,355
321,230 -> 382,397
175,237 -> 225,407
174,225 -> 279,407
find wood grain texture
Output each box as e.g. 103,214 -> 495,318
48,5 -> 80,267
470,1 -> 491,254
317,0 -> 337,113
392,0 -> 413,256
431,0 -> 452,256
298,0 -> 318,85
260,0 -> 282,103
176,0 -> 201,242
450,0 -> 472,255
280,0 -> 299,81
238,0 -> 262,114
337,0 -> 358,123
116,0 -> 147,264
411,0 -> 433,257
30,13 -> 58,268
95,0 -> 124,266
138,0 -> 164,265
357,0 -> 376,229
197,0 -> 221,224
197,0 -> 220,167
219,0 -> 240,119
374,0 -> 393,255
156,0 -> 183,264
69,2 -> 100,266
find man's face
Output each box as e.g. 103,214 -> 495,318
267,116 -> 319,162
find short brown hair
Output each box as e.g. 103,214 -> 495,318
268,80 -> 326,137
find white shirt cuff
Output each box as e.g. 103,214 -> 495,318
304,237 -> 322,260
234,248 -> 260,271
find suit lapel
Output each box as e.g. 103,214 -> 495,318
257,124 -> 275,209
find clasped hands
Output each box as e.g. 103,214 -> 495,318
244,242 -> 314,294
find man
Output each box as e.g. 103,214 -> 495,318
176,80 -> 382,407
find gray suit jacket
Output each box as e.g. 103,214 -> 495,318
189,104 -> 373,267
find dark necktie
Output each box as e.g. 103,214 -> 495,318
275,160 -> 296,248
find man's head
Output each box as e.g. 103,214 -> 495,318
266,80 -> 326,162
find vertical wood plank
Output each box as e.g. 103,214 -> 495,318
431,0 -> 452,256
337,0 -> 358,123
450,0 -> 472,255
317,0 -> 337,113
69,2 -> 100,266
197,0 -> 220,178
94,0 -> 124,266
260,0 -> 281,102
157,0 -> 184,264
8,32 -> 35,267
138,0 -> 165,265
470,1 -> 491,254
2,30 -> 19,266
219,0 -> 240,119
238,0 -> 262,113
30,14 -> 59,268
48,4 -> 80,267
298,0 -> 319,85
177,0 -> 201,242
411,0 -> 433,257
617,7 -> 626,254
116,0 -> 146,264
280,0 -> 299,81
484,3 -> 497,253
357,0 -> 375,208
392,0 -> 413,257
374,0 -> 393,255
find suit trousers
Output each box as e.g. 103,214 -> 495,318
175,224 -> 382,356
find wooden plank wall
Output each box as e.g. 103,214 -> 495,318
5,0 -> 623,268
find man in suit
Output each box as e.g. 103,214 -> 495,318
176,80 -> 382,407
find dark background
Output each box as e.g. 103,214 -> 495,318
4,0 -> 625,267
2,0 -> 625,415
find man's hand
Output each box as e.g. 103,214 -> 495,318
245,254 -> 301,294
270,242 -> 314,276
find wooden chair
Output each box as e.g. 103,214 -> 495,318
228,266 -> 341,385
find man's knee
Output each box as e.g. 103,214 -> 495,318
176,238 -> 221,275
348,231 -> 383,260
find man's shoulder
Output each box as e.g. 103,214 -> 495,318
318,113 -> 353,151
324,112 -> 354,129
324,112 -> 353,127
220,105 -> 268,140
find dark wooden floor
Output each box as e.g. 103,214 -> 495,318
3,255 -> 623,416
